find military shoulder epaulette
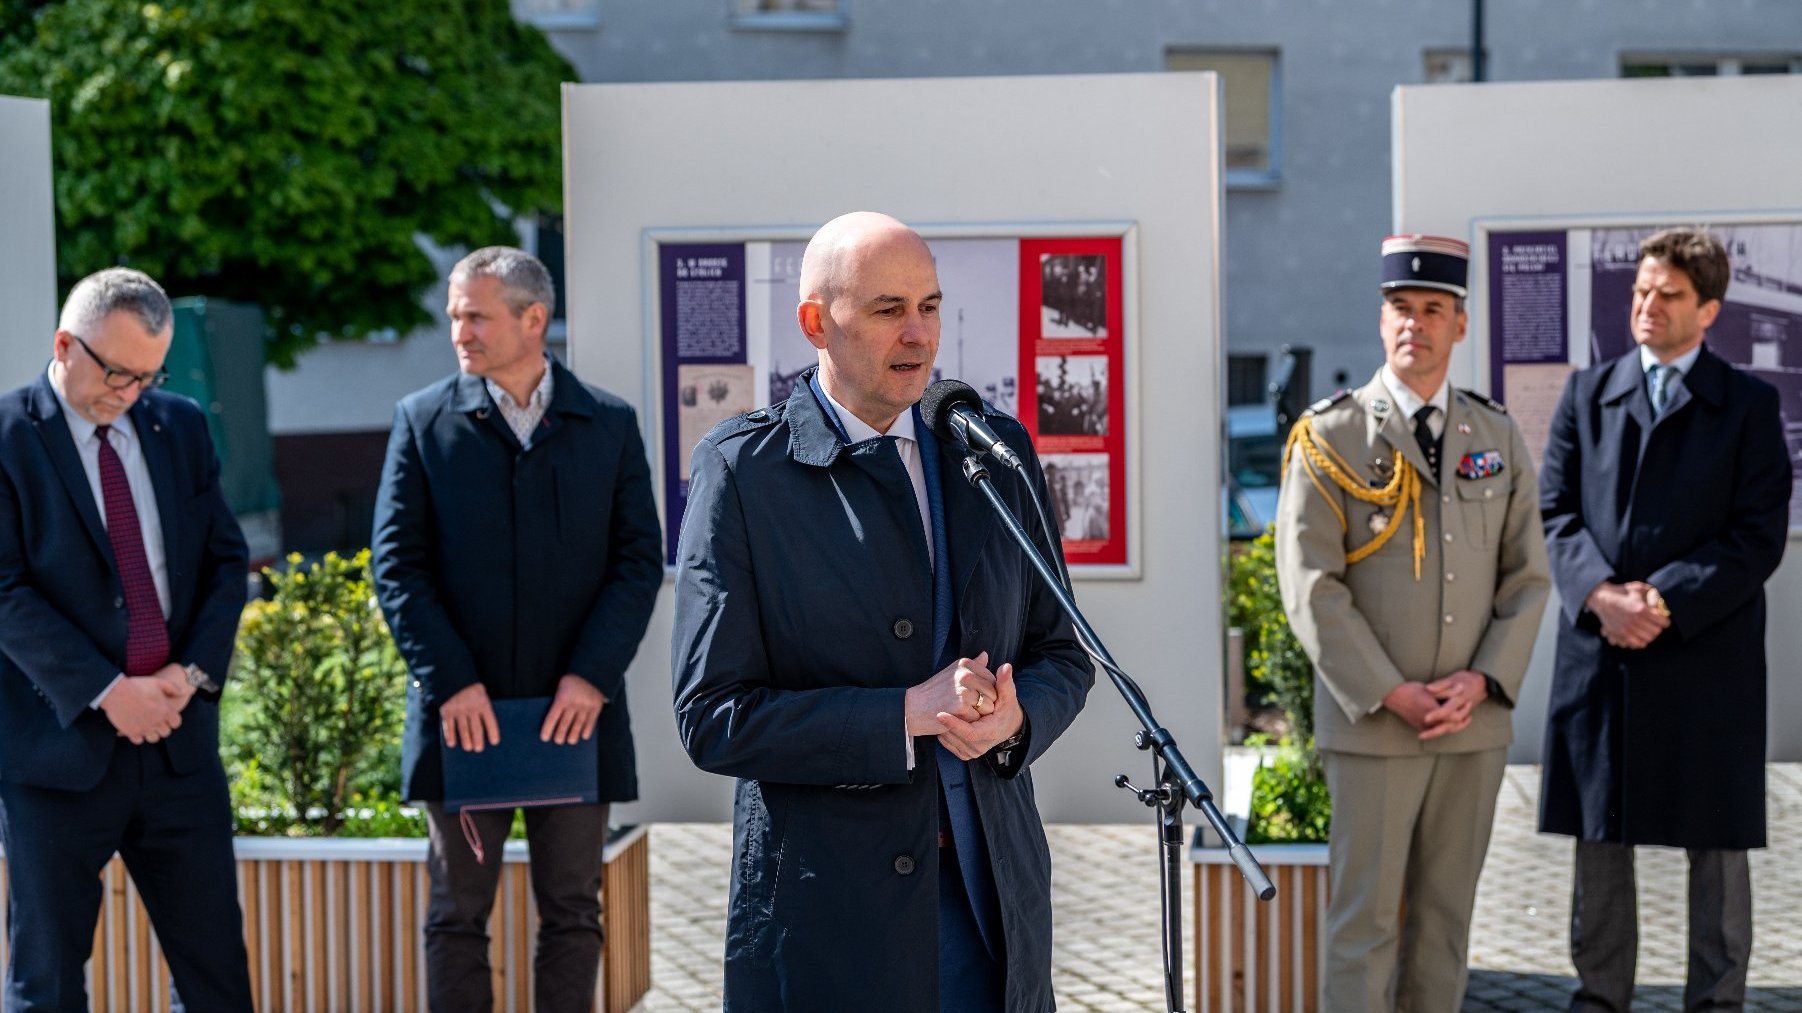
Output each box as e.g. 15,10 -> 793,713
1458,388 -> 1507,414
1302,389 -> 1354,416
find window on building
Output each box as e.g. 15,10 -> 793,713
1622,54 -> 1799,77
1227,354 -> 1269,407
1166,49 -> 1280,188
512,0 -> 601,29
1423,48 -> 1487,84
731,0 -> 847,31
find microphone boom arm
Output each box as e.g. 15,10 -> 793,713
959,455 -> 1275,901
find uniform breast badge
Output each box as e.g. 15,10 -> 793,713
1456,450 -> 1505,480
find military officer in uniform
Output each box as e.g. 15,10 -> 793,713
1275,235 -> 1551,1011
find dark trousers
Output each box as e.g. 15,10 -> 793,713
0,741 -> 252,1013
1569,840 -> 1752,1013
423,802 -> 611,1013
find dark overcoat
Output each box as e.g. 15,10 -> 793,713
1538,347 -> 1791,849
373,361 -> 664,802
671,372 -> 1092,1012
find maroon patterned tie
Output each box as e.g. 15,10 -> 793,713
95,425 -> 169,677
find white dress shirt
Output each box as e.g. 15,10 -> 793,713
1381,364 -> 1450,439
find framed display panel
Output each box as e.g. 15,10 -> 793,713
1473,211 -> 1802,528
646,221 -> 1141,576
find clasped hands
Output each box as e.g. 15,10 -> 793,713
101,663 -> 196,745
1383,670 -> 1488,741
905,650 -> 1023,761
1585,580 -> 1671,649
439,674 -> 604,752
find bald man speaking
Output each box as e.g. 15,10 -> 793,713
673,212 -> 1092,1011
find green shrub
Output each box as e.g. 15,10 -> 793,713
1244,737 -> 1332,844
226,550 -> 407,836
1229,531 -> 1331,843
1227,530 -> 1315,743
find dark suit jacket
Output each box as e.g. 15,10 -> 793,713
671,370 -> 1093,1013
1539,346 -> 1791,849
0,375 -> 247,792
373,360 -> 663,803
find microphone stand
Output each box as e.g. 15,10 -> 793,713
959,455 -> 1275,1013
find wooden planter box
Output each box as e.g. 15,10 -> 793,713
0,824 -> 651,1013
1192,840 -> 1329,1013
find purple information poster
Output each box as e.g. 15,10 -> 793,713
1486,231 -> 1568,398
659,243 -> 751,564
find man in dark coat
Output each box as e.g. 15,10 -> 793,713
373,247 -> 663,1012
672,212 -> 1092,1012
0,268 -> 253,1009
1539,227 -> 1792,1012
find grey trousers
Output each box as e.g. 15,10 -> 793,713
1568,840 -> 1752,1013
424,802 -> 612,1013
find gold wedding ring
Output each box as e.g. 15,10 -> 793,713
975,693 -> 985,710
1645,586 -> 1671,619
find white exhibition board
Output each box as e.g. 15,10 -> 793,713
563,73 -> 1224,823
1393,75 -> 1802,763
0,96 -> 56,392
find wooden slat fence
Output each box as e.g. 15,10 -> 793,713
1193,843 -> 1329,1013
0,825 -> 650,1013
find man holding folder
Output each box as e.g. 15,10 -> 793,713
373,247 -> 663,1012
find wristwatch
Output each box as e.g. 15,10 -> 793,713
184,663 -> 220,693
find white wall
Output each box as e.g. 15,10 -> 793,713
1393,75 -> 1802,763
0,96 -> 57,392
563,73 -> 1225,823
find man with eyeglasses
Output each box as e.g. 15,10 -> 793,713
0,267 -> 254,1009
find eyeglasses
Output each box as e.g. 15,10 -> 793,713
69,333 -> 169,390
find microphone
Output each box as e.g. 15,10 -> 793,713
919,379 -> 1023,471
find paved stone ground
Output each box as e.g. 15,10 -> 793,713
633,765 -> 1802,1011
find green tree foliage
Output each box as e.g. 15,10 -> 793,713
0,0 -> 573,365
229,550 -> 408,835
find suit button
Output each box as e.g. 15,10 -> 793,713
1443,532 -> 1454,542
894,855 -> 916,875
1445,572 -> 1455,582
893,619 -> 914,640
114,597 -> 124,608
1443,614 -> 1455,625
1442,494 -> 1451,504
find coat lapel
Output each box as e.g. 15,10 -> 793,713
130,396 -> 189,615
27,376 -> 112,564
939,433 -> 997,608
1359,373 -> 1433,487
1442,391 -> 1475,485
453,373 -> 522,452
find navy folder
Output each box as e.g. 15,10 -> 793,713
441,696 -> 600,815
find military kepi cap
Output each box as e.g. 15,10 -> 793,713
1381,234 -> 1469,298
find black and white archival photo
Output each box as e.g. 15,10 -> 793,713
1043,452 -> 1111,542
1040,254 -> 1109,338
1036,354 -> 1109,436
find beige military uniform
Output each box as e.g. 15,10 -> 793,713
1274,367 -> 1550,1011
